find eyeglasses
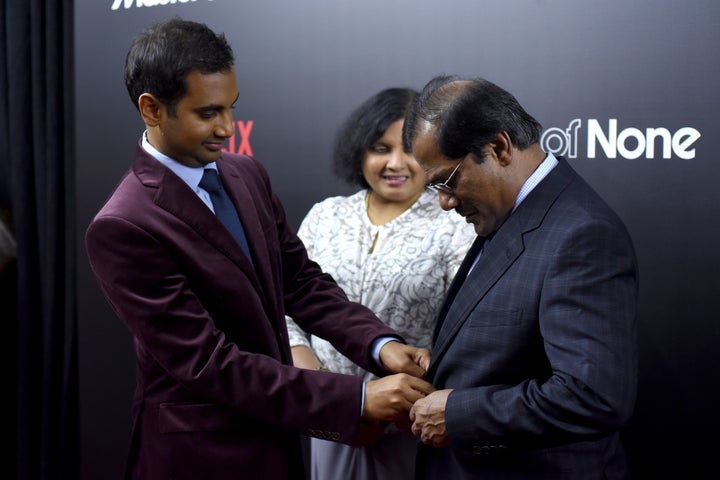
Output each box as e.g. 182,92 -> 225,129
426,157 -> 466,194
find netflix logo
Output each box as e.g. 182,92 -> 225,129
222,120 -> 254,156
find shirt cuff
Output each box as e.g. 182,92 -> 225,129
372,337 -> 399,369
361,337 -> 399,415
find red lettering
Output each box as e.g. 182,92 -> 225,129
222,120 -> 254,156
236,120 -> 254,156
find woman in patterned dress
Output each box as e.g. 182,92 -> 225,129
286,87 -> 476,480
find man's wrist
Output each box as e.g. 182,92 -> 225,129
372,337 -> 399,368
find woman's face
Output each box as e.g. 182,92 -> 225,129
361,119 -> 426,204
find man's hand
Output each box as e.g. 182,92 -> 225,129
410,389 -> 452,448
379,341 -> 431,378
363,373 -> 436,422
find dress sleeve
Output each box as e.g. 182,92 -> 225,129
296,202 -> 323,258
284,202 -> 323,348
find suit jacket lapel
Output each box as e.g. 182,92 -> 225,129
427,158 -> 576,376
215,158 -> 280,320
132,148 -> 262,290
215,160 -> 267,273
428,225 -> 525,374
215,156 -> 299,348
432,235 -> 483,343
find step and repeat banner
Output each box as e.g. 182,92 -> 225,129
76,1 -> 719,478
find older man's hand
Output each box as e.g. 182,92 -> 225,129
410,389 -> 452,448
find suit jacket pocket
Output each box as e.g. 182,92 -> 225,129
453,308 -> 526,355
466,307 -> 522,327
158,402 -> 251,433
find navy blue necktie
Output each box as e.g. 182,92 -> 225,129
200,169 -> 253,265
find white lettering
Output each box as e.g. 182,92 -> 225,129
540,127 -> 567,157
566,118 -> 581,158
672,127 -> 702,160
616,127 -> 645,160
111,0 -> 134,10
555,118 -> 700,160
588,118 -> 616,159
112,0 -> 203,10
645,128 -> 672,159
540,118 -> 582,158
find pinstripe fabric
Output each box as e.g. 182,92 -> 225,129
419,158 -> 639,479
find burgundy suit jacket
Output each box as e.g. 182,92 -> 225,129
86,144 -> 400,479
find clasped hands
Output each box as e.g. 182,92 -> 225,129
359,341 -> 451,447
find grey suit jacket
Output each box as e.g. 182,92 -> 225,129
418,158 -> 638,479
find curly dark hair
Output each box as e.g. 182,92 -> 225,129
333,88 -> 418,188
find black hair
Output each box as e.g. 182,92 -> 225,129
124,17 -> 234,115
333,87 -> 418,188
403,75 -> 542,160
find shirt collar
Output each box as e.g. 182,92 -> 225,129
512,151 -> 559,213
141,130 -> 216,191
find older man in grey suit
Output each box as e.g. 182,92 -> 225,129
404,76 -> 638,479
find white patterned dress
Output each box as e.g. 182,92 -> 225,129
286,189 -> 476,480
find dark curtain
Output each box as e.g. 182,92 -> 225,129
0,1 -> 78,479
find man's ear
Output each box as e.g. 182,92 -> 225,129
489,131 -> 513,166
137,93 -> 163,127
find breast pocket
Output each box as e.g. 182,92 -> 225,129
454,308 -> 528,354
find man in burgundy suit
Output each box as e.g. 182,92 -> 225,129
85,18 -> 433,479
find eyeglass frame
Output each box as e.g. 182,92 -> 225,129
425,156 -> 466,194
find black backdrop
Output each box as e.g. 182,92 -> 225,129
76,1 -> 720,478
